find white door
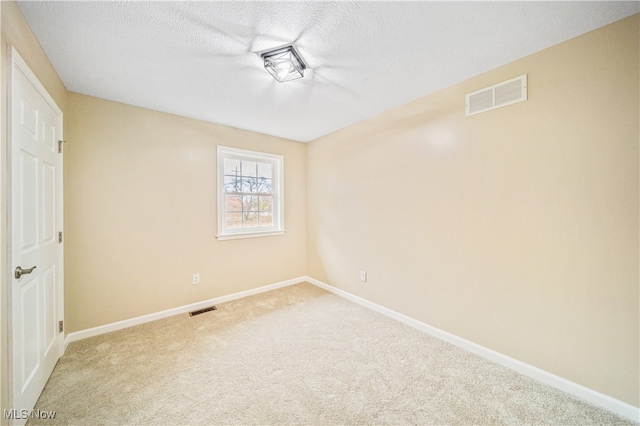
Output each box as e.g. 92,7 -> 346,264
9,47 -> 64,424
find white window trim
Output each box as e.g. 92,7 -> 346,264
216,145 -> 285,240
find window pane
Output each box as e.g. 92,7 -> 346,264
242,160 -> 257,177
242,177 -> 258,193
242,195 -> 258,212
257,162 -> 272,178
243,212 -> 258,227
224,158 -> 241,176
218,146 -> 283,239
259,212 -> 273,227
224,176 -> 242,193
259,196 -> 273,212
257,178 -> 272,193
225,195 -> 242,212
225,212 -> 242,229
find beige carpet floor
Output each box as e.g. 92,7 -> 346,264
29,283 -> 634,425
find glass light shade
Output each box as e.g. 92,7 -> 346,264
262,46 -> 306,83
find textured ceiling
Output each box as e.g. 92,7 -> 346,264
17,1 -> 639,143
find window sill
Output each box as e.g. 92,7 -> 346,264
216,230 -> 285,241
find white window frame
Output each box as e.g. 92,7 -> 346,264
217,145 -> 284,240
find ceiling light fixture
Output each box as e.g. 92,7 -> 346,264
261,45 -> 306,83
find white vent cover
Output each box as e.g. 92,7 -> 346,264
466,74 -> 527,116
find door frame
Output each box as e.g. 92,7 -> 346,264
5,45 -> 64,421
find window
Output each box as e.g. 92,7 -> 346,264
217,146 -> 284,240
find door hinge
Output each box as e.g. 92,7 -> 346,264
58,140 -> 66,153
58,320 -> 64,333
58,231 -> 63,243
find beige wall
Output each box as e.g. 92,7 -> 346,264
0,0 -> 68,418
65,93 -> 306,332
307,15 -> 639,406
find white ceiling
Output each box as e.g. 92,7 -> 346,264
17,1 -> 639,143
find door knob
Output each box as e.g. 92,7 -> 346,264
15,266 -> 36,279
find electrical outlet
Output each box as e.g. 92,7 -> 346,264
360,270 -> 367,282
192,273 -> 200,285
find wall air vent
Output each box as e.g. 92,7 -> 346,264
466,74 -> 527,116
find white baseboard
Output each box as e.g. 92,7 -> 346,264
304,276 -> 640,423
64,276 -> 306,347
